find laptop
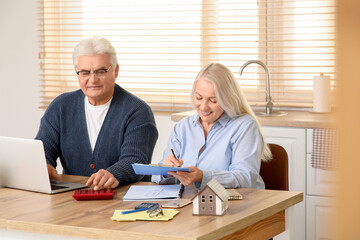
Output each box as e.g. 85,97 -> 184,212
0,136 -> 86,194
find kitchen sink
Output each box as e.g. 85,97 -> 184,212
253,111 -> 288,117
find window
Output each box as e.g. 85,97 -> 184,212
39,0 -> 336,113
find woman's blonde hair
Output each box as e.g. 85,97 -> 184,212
191,63 -> 272,161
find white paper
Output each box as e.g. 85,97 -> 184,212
122,185 -> 182,201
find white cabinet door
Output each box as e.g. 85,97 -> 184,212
306,129 -> 338,197
306,196 -> 337,240
307,154 -> 337,197
263,126 -> 306,240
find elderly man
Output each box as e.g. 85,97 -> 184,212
36,37 -> 158,190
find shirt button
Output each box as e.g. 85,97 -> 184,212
90,164 -> 96,169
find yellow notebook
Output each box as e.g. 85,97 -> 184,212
227,189 -> 243,200
111,209 -> 179,222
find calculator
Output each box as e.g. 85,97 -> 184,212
72,189 -> 114,201
135,202 -> 158,209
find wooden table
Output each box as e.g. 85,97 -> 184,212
0,175 -> 303,240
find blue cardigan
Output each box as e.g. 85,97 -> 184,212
36,84 -> 158,185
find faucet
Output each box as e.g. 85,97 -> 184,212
239,60 -> 273,115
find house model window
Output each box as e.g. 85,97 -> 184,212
191,179 -> 230,216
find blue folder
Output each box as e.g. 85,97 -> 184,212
131,163 -> 190,176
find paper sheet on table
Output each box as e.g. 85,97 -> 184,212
122,185 -> 182,201
111,209 -> 179,221
161,199 -> 193,208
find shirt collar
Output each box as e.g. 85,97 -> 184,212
217,112 -> 231,126
192,112 -> 231,127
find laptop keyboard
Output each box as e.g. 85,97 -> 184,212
51,184 -> 69,190
50,179 -> 70,190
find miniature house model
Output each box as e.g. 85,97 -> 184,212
192,178 -> 230,216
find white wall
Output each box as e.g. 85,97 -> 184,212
151,114 -> 175,163
0,1 -> 174,239
0,0 -> 174,161
0,0 -> 43,138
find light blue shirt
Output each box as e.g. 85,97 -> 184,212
152,113 -> 265,189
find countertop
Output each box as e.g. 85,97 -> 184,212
171,110 -> 336,128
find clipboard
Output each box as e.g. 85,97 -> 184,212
132,163 -> 190,176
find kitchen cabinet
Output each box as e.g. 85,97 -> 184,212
306,196 -> 337,240
264,127 -> 338,240
263,127 -> 306,240
306,129 -> 337,240
306,129 -> 337,197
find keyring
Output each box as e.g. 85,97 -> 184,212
147,204 -> 164,217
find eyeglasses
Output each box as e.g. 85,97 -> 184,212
147,203 -> 163,217
76,65 -> 112,80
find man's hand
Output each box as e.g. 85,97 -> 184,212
86,169 -> 119,190
47,164 -> 61,181
168,166 -> 203,186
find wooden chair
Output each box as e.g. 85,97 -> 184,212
260,144 -> 289,191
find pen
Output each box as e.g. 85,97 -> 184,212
171,148 -> 176,159
178,184 -> 185,198
171,148 -> 185,198
121,207 -> 151,214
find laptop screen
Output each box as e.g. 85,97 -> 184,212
0,136 -> 86,194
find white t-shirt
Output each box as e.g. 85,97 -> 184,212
84,96 -> 112,151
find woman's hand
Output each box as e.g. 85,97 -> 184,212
164,154 -> 184,167
168,166 -> 203,186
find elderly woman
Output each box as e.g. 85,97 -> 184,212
152,63 -> 271,189
36,37 -> 158,190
